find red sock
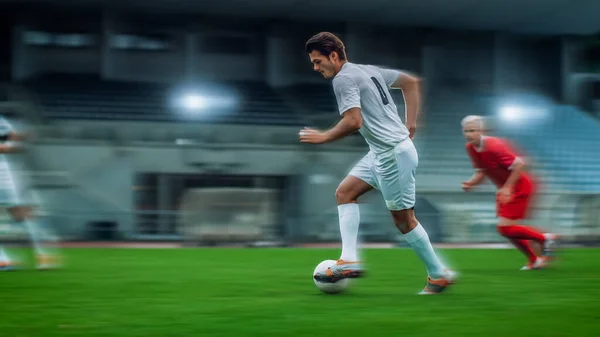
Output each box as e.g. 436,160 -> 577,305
498,225 -> 545,244
508,238 -> 538,263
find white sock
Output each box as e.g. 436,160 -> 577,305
22,219 -> 46,256
338,203 -> 360,262
0,247 -> 11,264
404,223 -> 446,279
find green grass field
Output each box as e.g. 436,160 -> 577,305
2,248 -> 599,337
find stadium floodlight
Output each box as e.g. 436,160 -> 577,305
182,94 -> 206,110
496,93 -> 553,129
499,104 -> 549,126
499,105 -> 522,122
171,86 -> 239,119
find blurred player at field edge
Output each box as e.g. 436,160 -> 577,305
461,115 -> 558,270
0,114 -> 60,271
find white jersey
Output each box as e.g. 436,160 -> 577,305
332,62 -> 410,154
0,115 -> 14,177
0,115 -> 33,206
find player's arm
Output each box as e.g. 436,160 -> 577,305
494,140 -> 526,190
7,131 -> 28,142
380,68 -> 421,138
301,75 -> 362,144
466,170 -> 486,186
0,144 -> 20,153
0,117 -> 27,152
0,140 -> 23,154
462,148 -> 486,191
503,158 -> 526,189
322,108 -> 362,143
300,108 -> 361,144
0,131 -> 26,153
393,73 -> 420,137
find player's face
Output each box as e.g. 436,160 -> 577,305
462,122 -> 482,145
309,50 -> 338,79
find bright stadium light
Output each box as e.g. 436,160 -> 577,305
496,93 -> 553,130
499,105 -> 522,122
171,85 -> 239,120
182,94 -> 206,110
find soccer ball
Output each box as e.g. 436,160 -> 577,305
313,259 -> 349,294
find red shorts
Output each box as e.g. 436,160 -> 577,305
496,184 -> 536,220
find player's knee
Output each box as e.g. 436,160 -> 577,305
496,223 -> 512,236
335,187 -> 354,205
391,209 -> 418,234
9,206 -> 27,221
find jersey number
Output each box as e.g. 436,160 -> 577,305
371,77 -> 389,105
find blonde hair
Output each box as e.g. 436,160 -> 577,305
461,115 -> 485,130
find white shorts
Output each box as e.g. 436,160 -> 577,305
0,173 -> 35,208
349,138 -> 418,211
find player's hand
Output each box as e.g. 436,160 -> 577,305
407,123 -> 417,140
299,127 -> 328,144
497,186 -> 512,204
461,181 -> 473,192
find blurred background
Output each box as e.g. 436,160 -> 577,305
1,0 -> 600,248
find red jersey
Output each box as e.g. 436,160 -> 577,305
466,136 -> 534,193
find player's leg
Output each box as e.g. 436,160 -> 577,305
497,224 -> 558,261
335,175 -> 374,262
0,212 -> 17,270
0,244 -> 15,270
313,154 -> 376,283
496,194 -> 557,270
497,217 -> 539,268
390,209 -> 447,278
0,189 -> 18,270
390,208 -> 455,294
9,205 -> 60,270
379,139 -> 455,294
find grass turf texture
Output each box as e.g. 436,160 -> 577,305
2,248 -> 599,337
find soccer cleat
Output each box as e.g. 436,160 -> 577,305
0,260 -> 19,271
0,263 -> 15,271
37,254 -> 61,270
418,270 -> 457,295
313,259 -> 364,283
519,257 -> 549,271
542,233 -> 559,260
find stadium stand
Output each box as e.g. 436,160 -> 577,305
514,105 -> 600,192
24,73 -> 600,193
26,74 -> 303,126
280,84 -> 338,115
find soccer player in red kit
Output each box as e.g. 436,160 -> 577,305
461,115 -> 558,270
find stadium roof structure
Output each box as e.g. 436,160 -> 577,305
1,0 -> 599,35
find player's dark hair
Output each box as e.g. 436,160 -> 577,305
305,32 -> 347,61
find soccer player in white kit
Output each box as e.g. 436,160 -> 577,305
0,114 -> 59,271
300,32 -> 455,294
